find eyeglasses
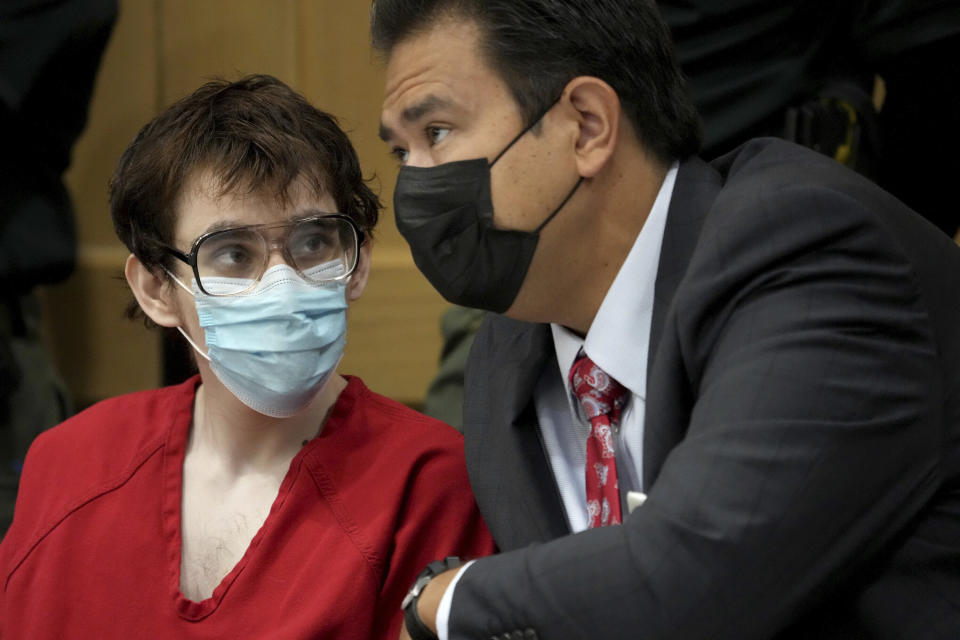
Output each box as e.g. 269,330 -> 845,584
163,214 -> 364,296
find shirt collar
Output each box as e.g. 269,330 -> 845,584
552,161 -> 679,407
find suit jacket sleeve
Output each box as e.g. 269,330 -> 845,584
448,165 -> 947,638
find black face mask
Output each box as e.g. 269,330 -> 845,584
393,107 -> 582,313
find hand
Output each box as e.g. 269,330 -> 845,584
399,568 -> 459,639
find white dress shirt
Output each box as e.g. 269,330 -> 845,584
436,163 -> 679,638
536,161 -> 677,531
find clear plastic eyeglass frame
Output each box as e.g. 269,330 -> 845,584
161,214 -> 364,297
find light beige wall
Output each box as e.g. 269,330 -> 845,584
41,0 -> 448,407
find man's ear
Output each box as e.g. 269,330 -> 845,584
347,241 -> 372,302
125,254 -> 183,328
563,76 -> 621,179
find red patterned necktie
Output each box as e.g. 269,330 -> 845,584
569,353 -> 628,528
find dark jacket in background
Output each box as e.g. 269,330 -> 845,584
660,0 -> 960,235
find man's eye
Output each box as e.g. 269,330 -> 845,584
213,245 -> 252,266
427,127 -> 450,145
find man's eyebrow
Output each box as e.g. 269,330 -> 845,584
402,94 -> 453,123
378,94 -> 455,142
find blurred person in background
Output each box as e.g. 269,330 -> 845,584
0,74 -> 493,638
660,0 -> 960,237
0,0 -> 118,536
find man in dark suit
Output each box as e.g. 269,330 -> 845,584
373,1 -> 960,638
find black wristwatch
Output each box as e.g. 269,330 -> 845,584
401,556 -> 462,640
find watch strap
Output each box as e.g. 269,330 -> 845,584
404,593 -> 437,640
403,556 -> 463,640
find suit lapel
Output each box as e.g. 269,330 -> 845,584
648,156 -> 721,382
464,316 -> 570,550
644,157 -> 721,488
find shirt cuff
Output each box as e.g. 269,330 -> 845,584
436,560 -> 476,640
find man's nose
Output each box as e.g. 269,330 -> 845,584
404,148 -> 439,168
264,239 -> 290,269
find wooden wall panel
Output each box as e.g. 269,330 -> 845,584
39,263 -> 162,403
296,1 -> 402,248
41,0 -> 450,408
159,0 -> 298,104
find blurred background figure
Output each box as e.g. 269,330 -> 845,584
0,0 -> 118,534
660,0 -> 960,236
422,306 -> 485,430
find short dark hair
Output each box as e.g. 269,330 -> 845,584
110,74 -> 380,322
370,0 -> 702,163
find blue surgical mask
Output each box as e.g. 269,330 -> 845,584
171,263 -> 348,418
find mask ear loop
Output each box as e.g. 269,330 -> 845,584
535,177 -> 583,233
490,93 -> 583,233
164,268 -> 193,296
490,94 -> 565,167
486,92 -> 582,232
176,327 -> 212,363
163,268 -> 212,362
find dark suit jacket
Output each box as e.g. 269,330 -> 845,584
453,139 -> 960,639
